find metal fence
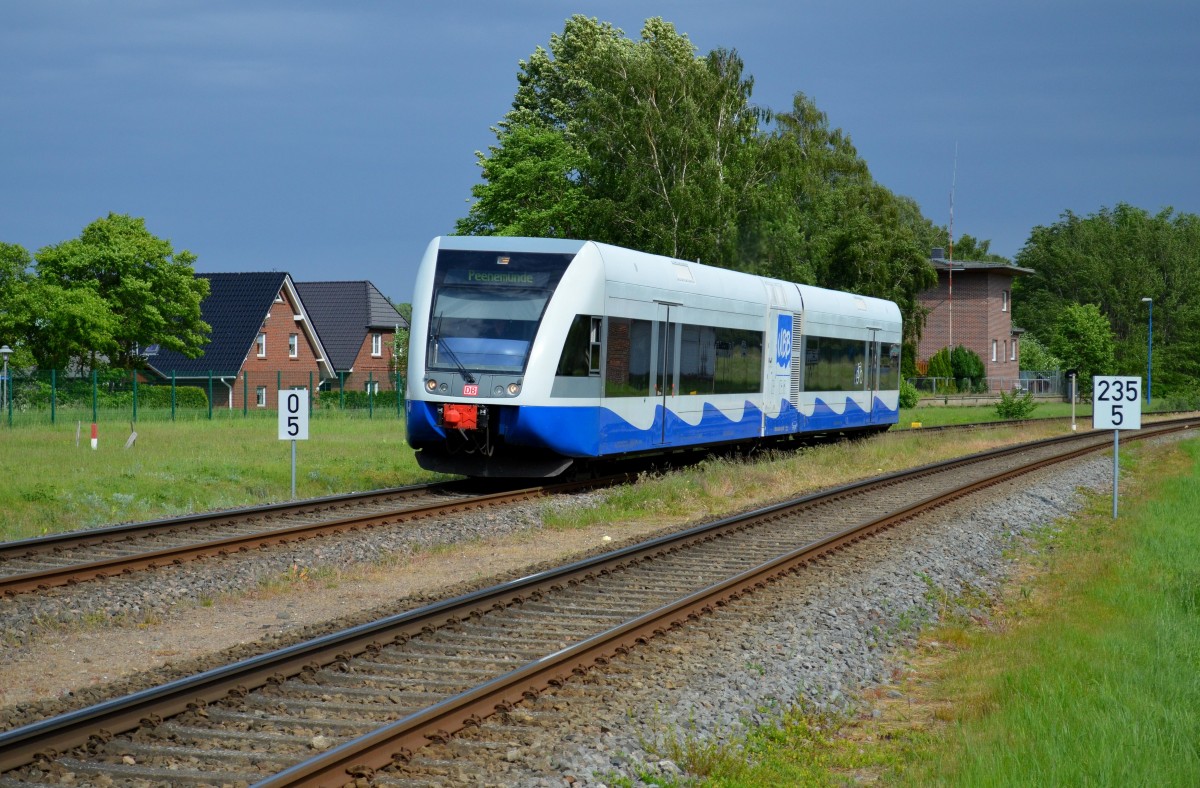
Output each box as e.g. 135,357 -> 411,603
907,371 -> 1066,398
0,368 -> 407,427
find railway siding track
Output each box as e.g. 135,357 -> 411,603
0,481 -> 598,598
1,419 -> 1191,786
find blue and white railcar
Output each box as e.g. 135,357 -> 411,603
407,236 -> 902,477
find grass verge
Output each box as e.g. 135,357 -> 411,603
684,435 -> 1199,786
0,415 -> 440,541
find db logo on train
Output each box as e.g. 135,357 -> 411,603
776,314 -> 793,370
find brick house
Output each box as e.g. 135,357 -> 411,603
294,281 -> 408,395
916,250 -> 1034,385
148,272 -> 333,409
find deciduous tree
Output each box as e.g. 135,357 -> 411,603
1050,303 -> 1116,395
34,213 -> 210,370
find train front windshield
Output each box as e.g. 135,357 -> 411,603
427,249 -> 576,374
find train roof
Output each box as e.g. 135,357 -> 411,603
430,236 -> 902,334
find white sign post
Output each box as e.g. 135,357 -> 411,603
278,389 -> 310,499
1092,376 -> 1141,518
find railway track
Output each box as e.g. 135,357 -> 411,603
1,417 -> 1191,786
0,481 -> 594,598
3,413 -> 1186,600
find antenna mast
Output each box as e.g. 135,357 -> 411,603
948,142 -> 958,348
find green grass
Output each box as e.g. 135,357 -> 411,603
1,403 -> 1076,542
680,435 -> 1200,787
0,414 -> 438,541
899,399 -> 1093,428
914,438 -> 1200,785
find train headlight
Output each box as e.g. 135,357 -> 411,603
425,379 -> 437,392
439,382 -> 448,393
493,385 -> 504,396
507,382 -> 521,396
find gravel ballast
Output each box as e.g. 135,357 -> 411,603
389,454 -> 1116,787
0,447 -> 1127,785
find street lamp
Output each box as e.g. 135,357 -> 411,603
0,345 -> 11,419
1141,297 -> 1152,406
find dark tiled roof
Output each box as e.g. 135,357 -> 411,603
929,257 -> 1034,275
295,281 -> 407,372
149,272 -> 287,377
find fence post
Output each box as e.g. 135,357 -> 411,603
207,371 -> 214,420
396,369 -> 402,418
339,371 -> 345,410
243,373 -> 248,417
276,370 -> 281,407
309,371 -> 314,417
92,368 -> 98,423
171,371 -> 176,421
368,372 -> 374,418
51,369 -> 57,425
132,369 -> 138,423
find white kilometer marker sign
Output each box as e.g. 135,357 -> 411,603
1092,376 -> 1141,518
279,390 -> 310,499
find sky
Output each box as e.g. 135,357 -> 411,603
3,1 -> 1197,305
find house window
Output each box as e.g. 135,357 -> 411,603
289,333 -> 298,358
991,339 -> 998,362
1002,290 -> 1009,312
371,333 -> 383,357
1003,340 -> 1008,363
365,380 -> 379,395
255,386 -> 266,408
256,333 -> 266,357
1011,338 -> 1018,361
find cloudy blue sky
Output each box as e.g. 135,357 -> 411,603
3,1 -> 1196,304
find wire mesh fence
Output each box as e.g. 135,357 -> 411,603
0,368 -> 407,427
906,371 -> 1066,398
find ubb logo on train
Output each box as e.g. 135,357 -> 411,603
776,314 -> 792,369
1092,375 -> 1141,430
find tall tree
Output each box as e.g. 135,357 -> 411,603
942,233 -> 1009,263
1050,303 -> 1116,395
35,213 -> 211,370
1014,204 -> 1200,394
460,16 -> 949,343
0,242 -> 32,344
748,93 -> 937,341
462,15 -> 764,265
455,123 -> 589,237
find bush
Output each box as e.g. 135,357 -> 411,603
951,345 -> 986,391
927,348 -> 956,393
320,390 -> 402,410
899,380 -> 920,409
135,385 -> 209,409
996,389 -> 1038,419
1159,388 -> 1200,412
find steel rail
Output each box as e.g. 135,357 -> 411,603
0,419 -> 1192,779
0,483 -> 449,554
0,482 -> 587,597
259,422 -> 1195,786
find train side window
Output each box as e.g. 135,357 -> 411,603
880,343 -> 901,390
604,317 -> 653,396
556,315 -> 602,377
803,335 -> 867,392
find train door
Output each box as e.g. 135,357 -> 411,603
866,331 -> 881,423
766,310 -> 795,434
653,301 -> 679,444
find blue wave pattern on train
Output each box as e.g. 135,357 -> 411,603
407,237 -> 902,477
